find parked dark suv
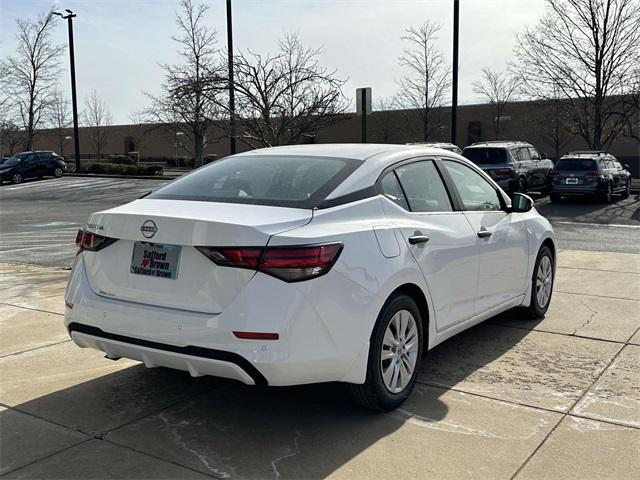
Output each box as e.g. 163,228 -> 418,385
0,151 -> 66,184
550,151 -> 631,203
462,141 -> 554,194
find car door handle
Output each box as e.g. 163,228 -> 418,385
477,228 -> 492,238
408,235 -> 430,245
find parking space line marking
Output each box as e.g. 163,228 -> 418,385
554,221 -> 640,229
0,302 -> 65,316
0,243 -> 71,254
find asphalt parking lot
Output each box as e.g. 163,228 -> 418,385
1,175 -> 639,479
1,176 -> 639,268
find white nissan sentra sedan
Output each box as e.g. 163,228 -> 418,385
64,144 -> 555,411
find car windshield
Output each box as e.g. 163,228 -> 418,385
463,148 -> 508,165
555,159 -> 597,171
148,155 -> 361,208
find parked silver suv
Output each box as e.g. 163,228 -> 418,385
462,141 -> 554,195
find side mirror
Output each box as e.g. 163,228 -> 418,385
510,193 -> 534,213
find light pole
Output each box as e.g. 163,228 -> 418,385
53,9 -> 81,173
226,0 -> 236,155
451,0 -> 459,145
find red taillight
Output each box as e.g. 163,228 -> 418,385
233,331 -> 279,340
549,171 -> 560,178
493,168 -> 512,176
75,229 -> 118,253
196,243 -> 343,282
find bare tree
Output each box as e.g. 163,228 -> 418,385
47,90 -> 72,156
472,68 -> 520,139
396,22 -> 450,142
144,0 -> 225,167
83,90 -> 113,160
0,120 -> 24,157
232,32 -> 347,148
0,10 -> 65,151
371,97 -> 400,143
514,0 -> 640,149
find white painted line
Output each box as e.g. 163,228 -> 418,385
0,243 -> 71,254
554,221 -> 640,229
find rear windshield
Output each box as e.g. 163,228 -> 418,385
463,148 -> 508,165
555,159 -> 597,171
148,155 -> 361,208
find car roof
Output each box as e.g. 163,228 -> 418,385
235,143 -> 416,161
559,151 -> 616,160
465,141 -> 532,149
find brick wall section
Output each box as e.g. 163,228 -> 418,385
29,99 -> 640,176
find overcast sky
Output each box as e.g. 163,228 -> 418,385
1,0 -> 548,124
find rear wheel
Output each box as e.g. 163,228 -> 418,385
347,294 -> 424,411
622,180 -> 631,198
524,246 -> 554,319
53,167 -> 64,178
600,183 -> 613,203
11,173 -> 23,185
517,177 -> 527,194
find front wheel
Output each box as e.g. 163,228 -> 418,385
347,294 -> 424,411
517,177 -> 527,194
524,246 -> 554,319
53,167 -> 64,178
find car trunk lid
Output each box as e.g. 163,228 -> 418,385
81,199 -> 312,313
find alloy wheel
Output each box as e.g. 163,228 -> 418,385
380,309 -> 419,394
54,167 -> 63,178
12,173 -> 22,184
535,255 -> 553,308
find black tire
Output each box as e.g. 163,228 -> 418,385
550,193 -> 561,203
346,294 -> 424,411
517,177 -> 527,194
622,180 -> 631,198
53,167 -> 64,178
11,173 -> 23,185
524,245 -> 554,319
600,182 -> 613,203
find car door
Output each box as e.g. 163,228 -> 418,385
441,159 -> 529,314
21,154 -> 39,178
379,159 -> 480,331
529,147 -> 549,188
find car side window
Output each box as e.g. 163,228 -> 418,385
394,161 -> 452,213
519,148 -> 531,161
379,172 -> 409,210
443,160 -> 502,212
510,148 -> 521,162
613,161 -> 623,170
529,147 -> 540,160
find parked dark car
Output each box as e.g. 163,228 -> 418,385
462,141 -> 554,195
550,151 -> 631,203
0,151 -> 66,184
407,142 -> 463,155
0,157 -> 10,165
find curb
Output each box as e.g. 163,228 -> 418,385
65,173 -> 179,180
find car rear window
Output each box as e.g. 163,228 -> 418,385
148,155 -> 362,208
463,148 -> 508,165
555,159 -> 597,171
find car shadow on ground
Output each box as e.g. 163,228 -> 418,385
535,192 -> 638,224
2,313 -> 537,478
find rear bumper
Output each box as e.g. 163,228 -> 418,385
551,184 -> 604,195
64,254 -> 378,387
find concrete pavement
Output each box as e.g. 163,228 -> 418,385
0,250 -> 639,479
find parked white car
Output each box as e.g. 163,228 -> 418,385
64,144 -> 556,410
